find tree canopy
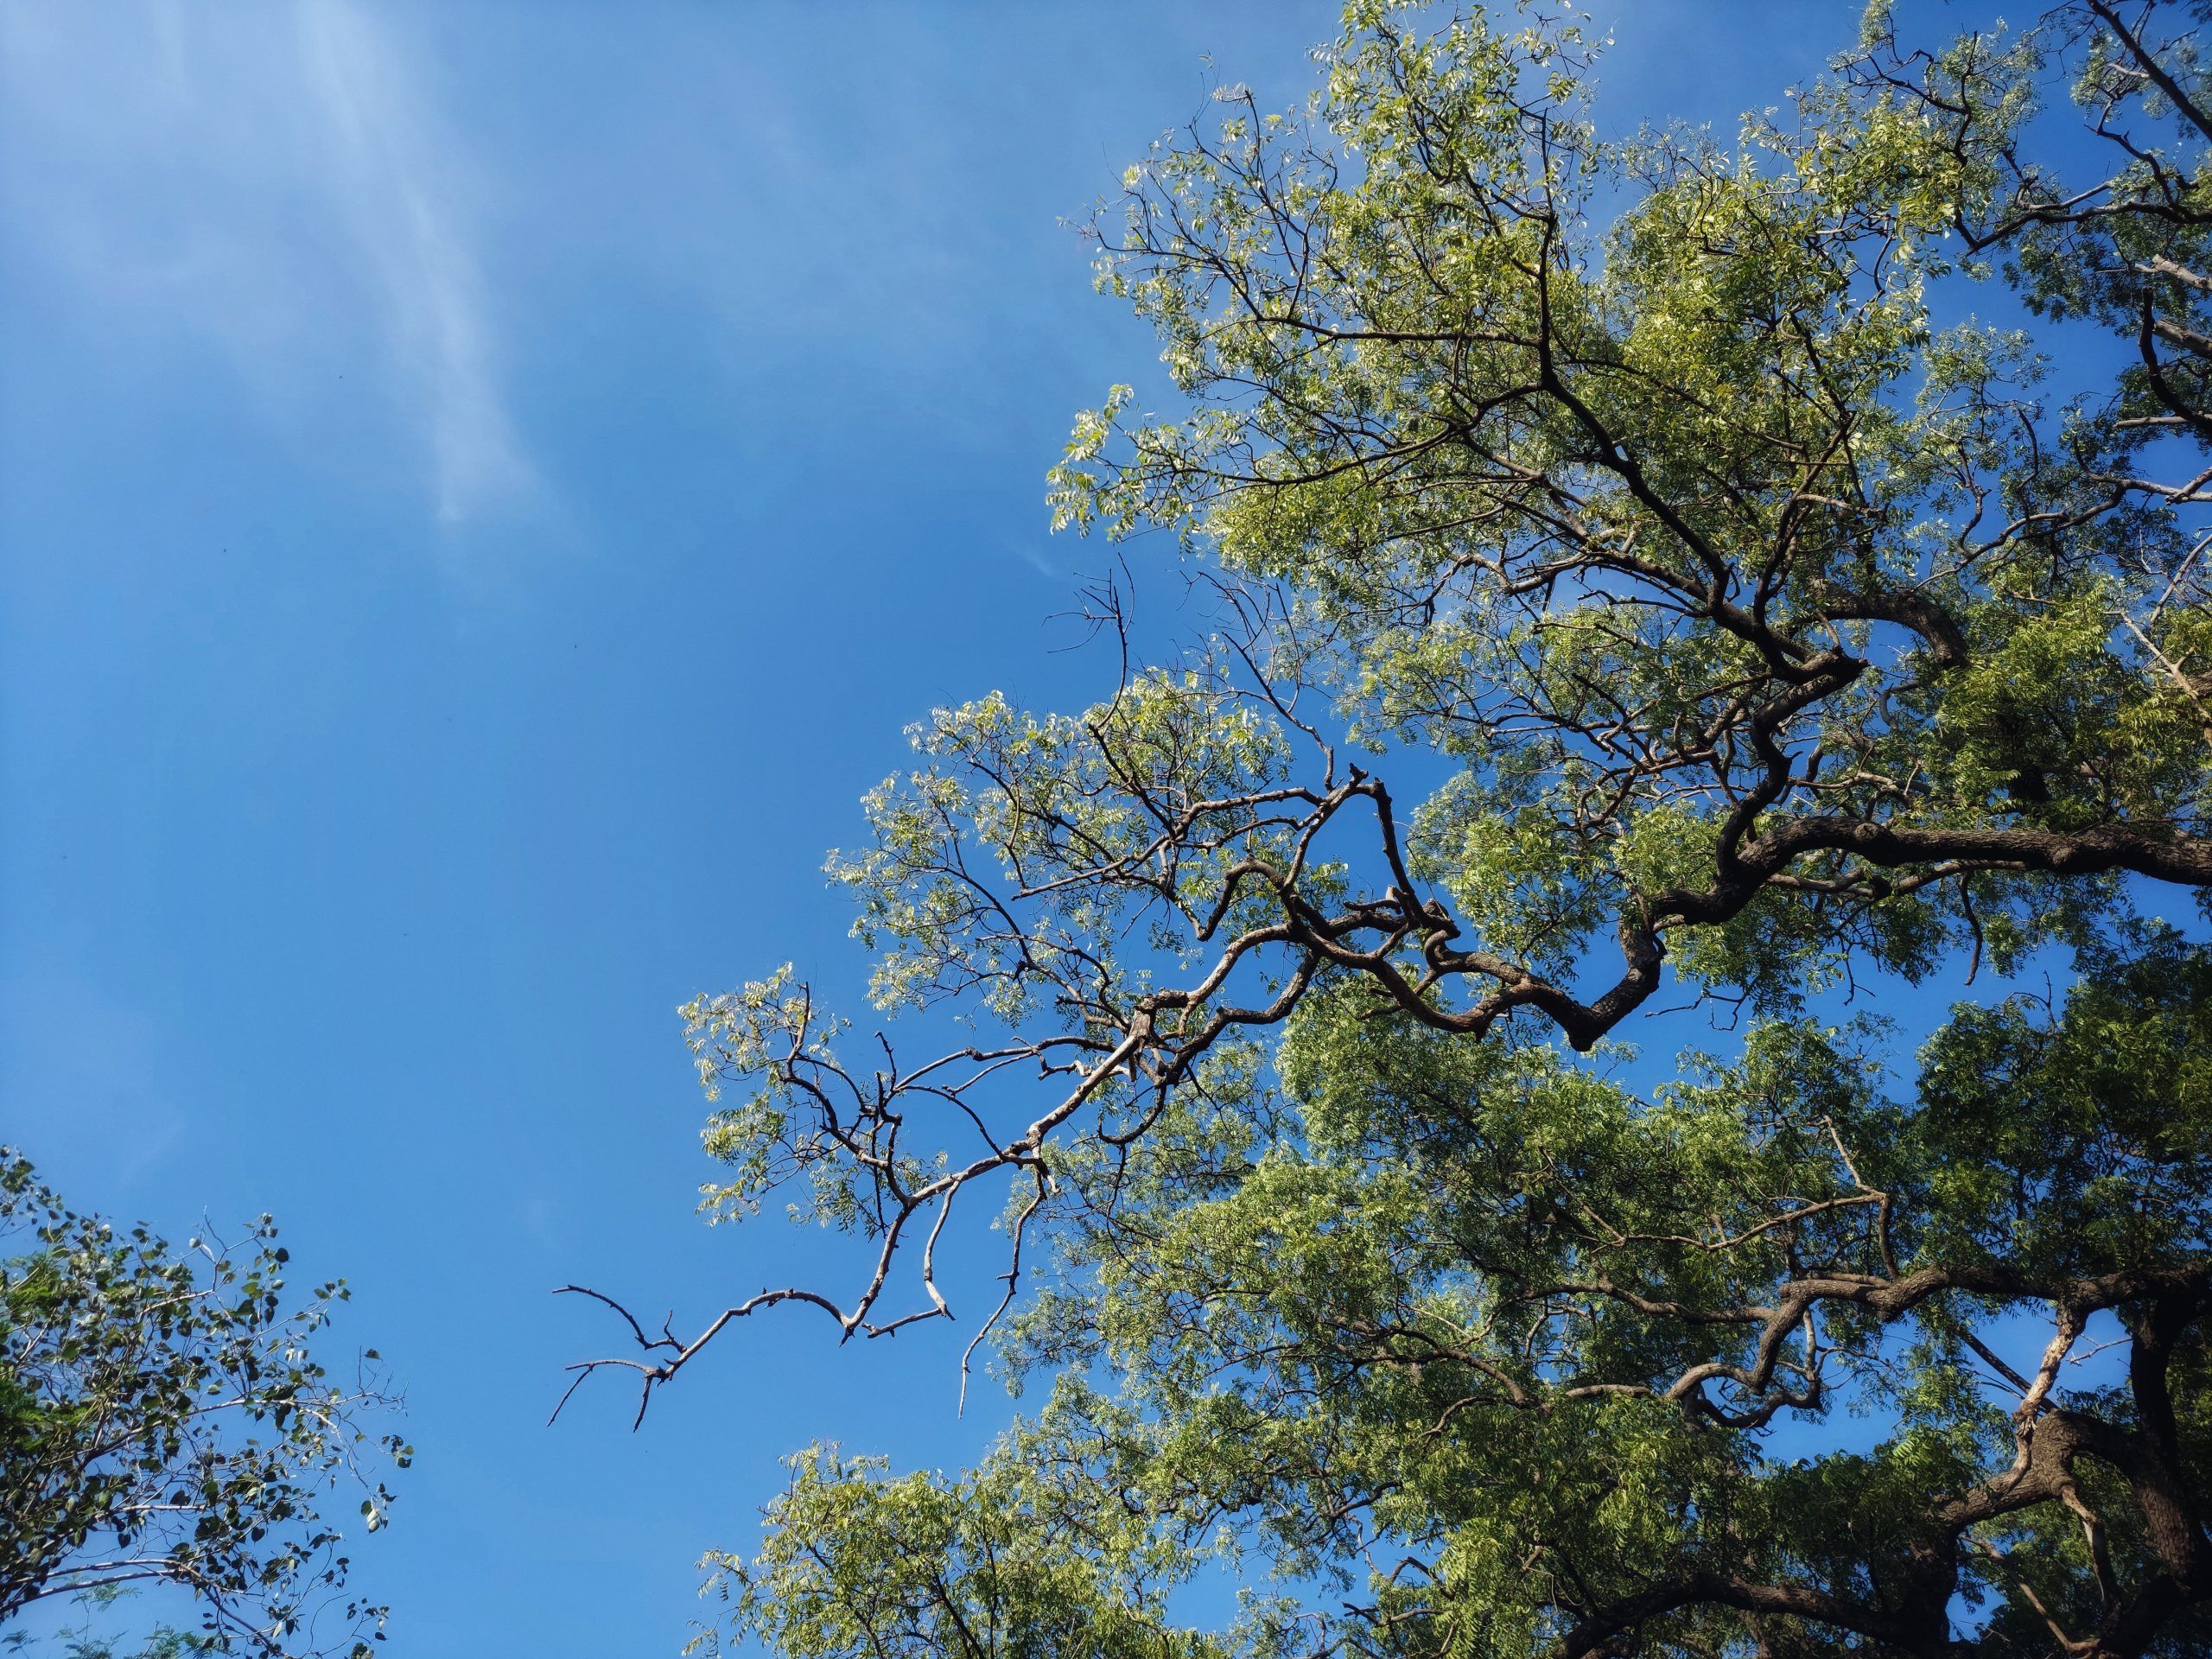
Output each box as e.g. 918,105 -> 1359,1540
0,1151 -> 406,1659
572,2 -> 2212,1653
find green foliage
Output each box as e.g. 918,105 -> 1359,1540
692,1429 -> 1255,1659
0,1153 -> 407,1658
569,3 -> 2212,1652
709,952 -> 2212,1656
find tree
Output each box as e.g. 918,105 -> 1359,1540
571,2 -> 2212,1652
0,1150 -> 407,1659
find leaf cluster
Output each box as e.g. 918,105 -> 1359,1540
0,1154 -> 407,1659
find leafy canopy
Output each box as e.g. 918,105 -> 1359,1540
573,2 -> 2212,1653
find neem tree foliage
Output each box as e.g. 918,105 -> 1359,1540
0,1152 -> 406,1658
579,2 -> 2212,1653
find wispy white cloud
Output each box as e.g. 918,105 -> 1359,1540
0,0 -> 535,525
294,0 -> 532,523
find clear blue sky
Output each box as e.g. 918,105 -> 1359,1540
1,5 -> 1840,1654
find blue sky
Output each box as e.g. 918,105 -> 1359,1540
1,4 -> 1845,1654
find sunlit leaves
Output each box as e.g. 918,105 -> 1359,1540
653,3 -> 2212,1653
